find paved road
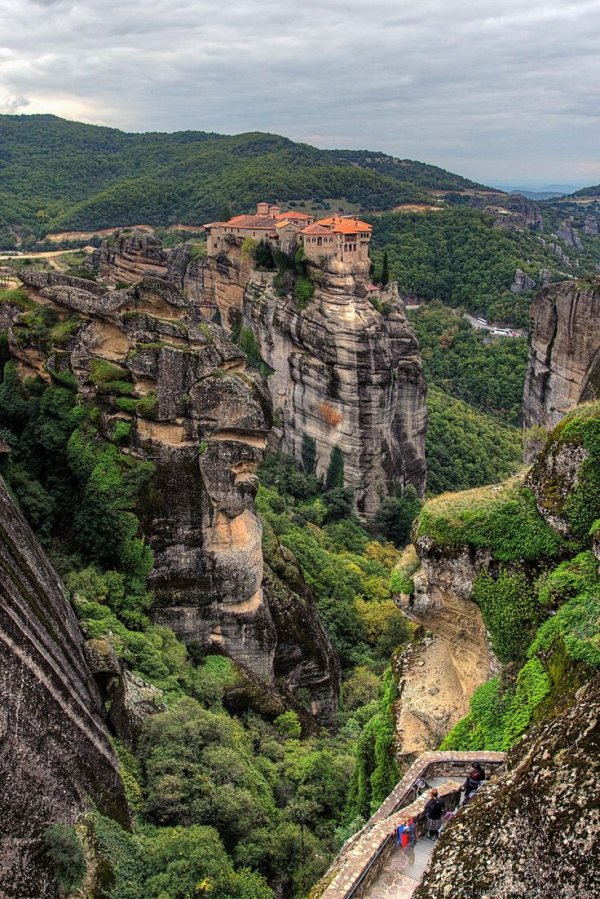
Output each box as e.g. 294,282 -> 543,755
462,313 -> 523,337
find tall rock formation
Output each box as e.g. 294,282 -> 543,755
0,475 -> 128,898
14,270 -> 339,719
523,277 -> 600,459
94,231 -> 428,514
195,241 -> 427,515
243,271 -> 427,515
414,674 -> 600,899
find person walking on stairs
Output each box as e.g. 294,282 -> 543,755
424,789 -> 444,839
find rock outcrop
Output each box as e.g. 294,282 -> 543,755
14,269 -> 339,719
393,543 -> 499,760
414,674 -> 600,899
95,231 -> 428,514
510,267 -> 536,294
97,229 -> 169,285
241,271 -> 427,514
522,277 -> 600,458
0,476 -> 128,898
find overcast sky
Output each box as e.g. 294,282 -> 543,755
0,0 -> 599,186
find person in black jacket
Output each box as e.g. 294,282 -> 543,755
424,789 -> 444,838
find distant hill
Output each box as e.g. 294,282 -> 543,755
0,115 -> 484,245
571,185 -> 600,198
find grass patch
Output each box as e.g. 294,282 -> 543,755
415,476 -> 573,561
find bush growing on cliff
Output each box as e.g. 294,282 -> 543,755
472,570 -> 542,663
43,824 -> 86,894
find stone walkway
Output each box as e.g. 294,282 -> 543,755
365,779 -> 448,899
366,840 -> 436,899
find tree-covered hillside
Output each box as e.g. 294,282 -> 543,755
369,208 -> 566,326
0,115 -> 479,244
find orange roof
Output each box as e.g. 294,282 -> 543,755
275,210 -> 312,221
315,216 -> 372,234
301,223 -> 332,235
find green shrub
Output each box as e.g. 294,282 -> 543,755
42,824 -> 86,893
472,570 -> 542,663
136,392 -> 158,419
294,275 -> 314,309
89,358 -> 132,386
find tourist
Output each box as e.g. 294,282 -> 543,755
462,764 -> 485,804
424,789 -> 444,839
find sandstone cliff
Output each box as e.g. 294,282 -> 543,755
0,475 -> 128,898
242,271 -> 427,515
393,543 -> 499,761
97,229 -> 169,285
414,674 -> 600,899
523,276 -> 600,458
14,269 -> 339,719
94,232 -> 428,515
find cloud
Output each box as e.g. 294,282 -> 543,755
0,0 -> 598,184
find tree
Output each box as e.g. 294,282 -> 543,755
43,824 -> 86,894
325,447 -> 345,491
301,435 -> 317,474
374,486 -> 423,547
380,250 -> 389,287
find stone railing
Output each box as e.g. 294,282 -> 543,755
312,751 -> 506,899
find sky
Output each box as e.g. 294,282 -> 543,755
0,0 -> 599,187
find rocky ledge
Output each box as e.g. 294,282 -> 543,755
13,270 -> 339,720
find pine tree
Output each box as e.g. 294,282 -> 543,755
325,446 -> 345,491
381,251 -> 390,287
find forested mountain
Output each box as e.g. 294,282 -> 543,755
0,114 -> 479,242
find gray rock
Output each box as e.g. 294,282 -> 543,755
511,268 -> 536,294
107,670 -> 165,747
522,276 -> 600,458
0,477 -> 128,898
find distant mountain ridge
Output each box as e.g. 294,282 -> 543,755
0,114 -> 484,244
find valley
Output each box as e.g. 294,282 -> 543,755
0,116 -> 600,899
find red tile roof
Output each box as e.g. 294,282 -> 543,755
275,210 -> 313,221
225,214 -> 277,229
315,216 -> 372,234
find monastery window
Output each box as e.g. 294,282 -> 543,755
317,237 -> 322,246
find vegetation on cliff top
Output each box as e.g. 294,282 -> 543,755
415,477 -> 572,562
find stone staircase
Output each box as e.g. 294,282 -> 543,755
311,751 -> 505,899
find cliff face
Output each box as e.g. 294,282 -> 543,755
97,229 -> 169,285
394,543 -> 499,760
243,271 -> 427,515
414,674 -> 600,899
523,277 -> 600,458
0,476 -> 128,898
14,270 -> 339,719
95,233 -> 427,514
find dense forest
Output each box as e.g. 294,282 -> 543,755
405,302 -> 524,494
369,208 -> 566,326
0,115 -> 479,244
0,356 -> 414,898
